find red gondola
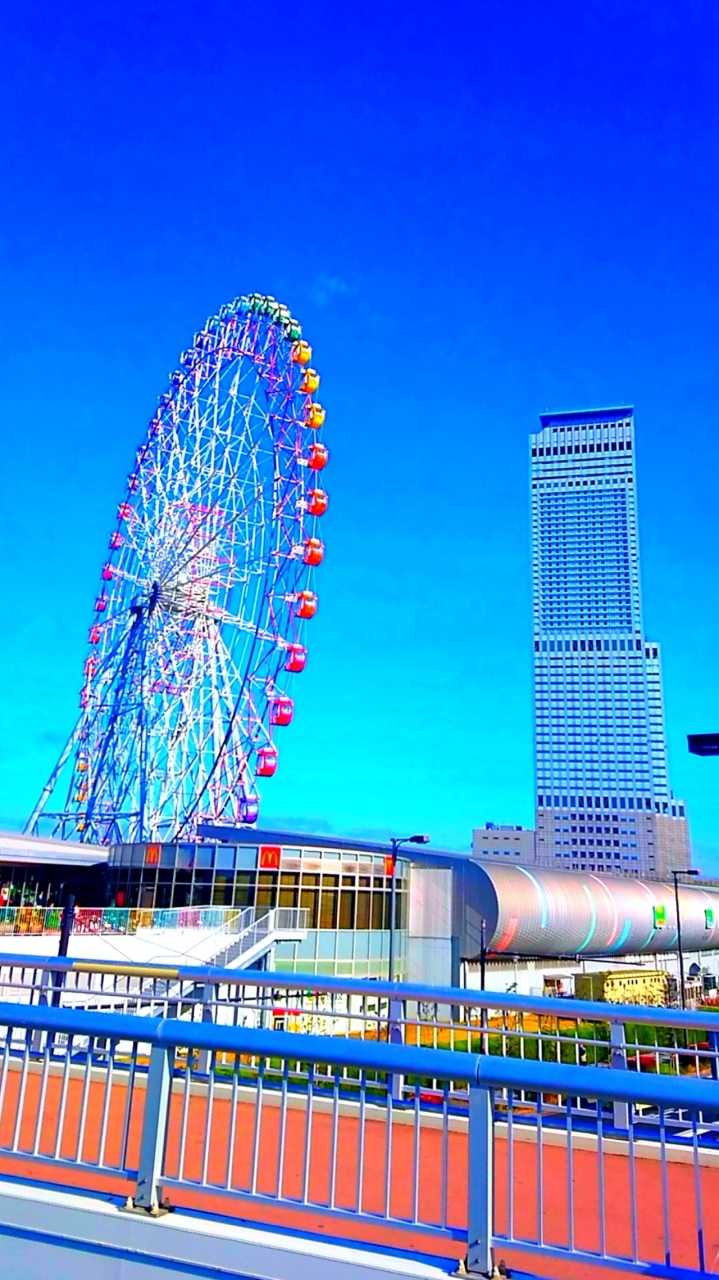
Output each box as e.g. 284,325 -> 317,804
295,591 -> 317,619
307,443 -> 329,471
306,488 -> 328,516
270,697 -> 294,727
302,537 -> 325,566
257,746 -> 278,777
285,643 -> 307,673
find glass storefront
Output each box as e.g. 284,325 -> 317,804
0,833 -> 415,978
105,841 -> 408,935
0,861 -> 106,909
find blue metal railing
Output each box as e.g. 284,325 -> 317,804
0,997 -> 715,1276
6,997 -> 718,1105
3,951 -> 718,1116
1,948 -> 717,1029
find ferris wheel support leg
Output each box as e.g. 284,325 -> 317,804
24,721 -> 82,836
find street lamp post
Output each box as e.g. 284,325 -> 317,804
671,868 -> 700,1009
387,834 -> 430,982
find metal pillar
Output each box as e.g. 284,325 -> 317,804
31,969 -> 52,1053
609,1019 -> 628,1129
673,873 -> 687,1009
57,894 -> 76,959
133,1044 -> 173,1212
708,1029 -> 719,1082
466,1084 -> 494,1276
388,996 -> 404,1102
197,983 -> 215,1075
37,896 -> 77,1056
388,839 -> 399,983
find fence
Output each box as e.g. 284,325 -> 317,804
0,904 -> 268,937
0,998 -> 716,1277
3,954 -> 718,1129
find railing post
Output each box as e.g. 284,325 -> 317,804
31,968 -> 52,1052
388,996 -> 404,1102
133,1044 -> 173,1213
264,911 -> 276,971
467,1083 -> 494,1277
708,1029 -> 719,1082
197,983 -> 214,1074
259,976 -> 272,1029
609,1019 -> 628,1130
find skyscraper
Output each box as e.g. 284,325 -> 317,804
531,407 -> 690,878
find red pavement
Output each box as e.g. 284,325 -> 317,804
0,1069 -> 716,1280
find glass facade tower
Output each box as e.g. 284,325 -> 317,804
531,407 -> 690,878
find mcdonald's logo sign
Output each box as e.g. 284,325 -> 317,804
259,845 -> 281,870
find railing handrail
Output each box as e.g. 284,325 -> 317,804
0,998 -> 717,1113
1,949 -> 716,1033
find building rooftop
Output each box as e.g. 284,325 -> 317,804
0,831 -> 107,866
537,406 -> 633,428
196,823 -> 471,862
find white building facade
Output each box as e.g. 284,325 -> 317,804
530,407 -> 690,877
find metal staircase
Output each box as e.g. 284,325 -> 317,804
202,907 -> 308,970
32,907 -> 308,1019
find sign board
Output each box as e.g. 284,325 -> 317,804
706,908 -> 715,929
384,854 -> 395,877
653,903 -> 667,928
145,843 -> 160,866
259,845 -> 281,870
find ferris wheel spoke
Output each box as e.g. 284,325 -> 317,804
146,617 -> 236,822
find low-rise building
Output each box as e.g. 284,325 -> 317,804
472,824 -> 536,864
2,829 -> 719,990
575,968 -> 669,1006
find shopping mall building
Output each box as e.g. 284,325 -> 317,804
2,825 -> 719,992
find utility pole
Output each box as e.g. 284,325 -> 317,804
57,893 -> 76,959
671,869 -> 699,1009
387,834 -> 430,982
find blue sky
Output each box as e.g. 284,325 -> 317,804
1,1 -> 718,867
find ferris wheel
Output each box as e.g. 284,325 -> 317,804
26,294 -> 329,844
